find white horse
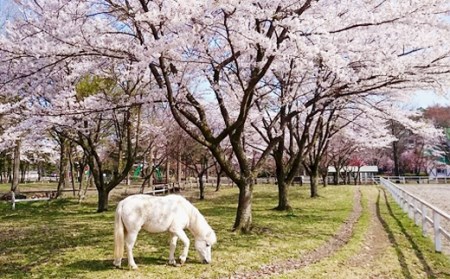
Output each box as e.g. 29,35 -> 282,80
113,194 -> 217,269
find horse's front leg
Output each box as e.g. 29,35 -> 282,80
174,230 -> 190,265
168,234 -> 178,266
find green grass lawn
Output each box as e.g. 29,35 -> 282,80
0,185 -> 353,278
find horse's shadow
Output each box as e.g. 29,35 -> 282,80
68,257 -> 167,271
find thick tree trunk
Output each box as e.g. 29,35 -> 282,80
275,179 -> 291,210
97,189 -> 110,212
11,140 -> 20,193
57,138 -> 70,198
310,167 -> 319,198
233,178 -> 253,233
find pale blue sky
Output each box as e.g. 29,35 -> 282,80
0,0 -> 18,28
412,91 -> 450,108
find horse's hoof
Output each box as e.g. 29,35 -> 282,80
168,259 -> 177,266
113,260 -> 121,269
130,265 -> 138,270
179,257 -> 186,265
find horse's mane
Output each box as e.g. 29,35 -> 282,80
187,203 -> 213,240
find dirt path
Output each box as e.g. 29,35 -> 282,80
346,187 -> 390,268
228,188 -> 363,279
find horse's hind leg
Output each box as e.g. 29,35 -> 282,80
125,231 -> 139,269
168,235 -> 178,266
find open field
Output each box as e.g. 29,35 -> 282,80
1,184 -> 450,278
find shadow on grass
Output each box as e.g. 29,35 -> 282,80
68,257 -> 169,271
68,259 -> 120,271
376,188 -> 436,279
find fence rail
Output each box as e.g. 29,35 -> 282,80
378,176 -> 450,184
380,177 -> 450,253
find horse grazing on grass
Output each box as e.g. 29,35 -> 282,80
113,194 -> 217,269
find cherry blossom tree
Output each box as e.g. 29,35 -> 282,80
1,0 -> 450,231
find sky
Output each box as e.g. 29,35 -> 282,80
0,0 -> 18,29
412,91 -> 450,109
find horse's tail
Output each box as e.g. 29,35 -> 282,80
114,201 -> 125,265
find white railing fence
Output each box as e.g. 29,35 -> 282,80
377,176 -> 450,184
380,178 -> 450,253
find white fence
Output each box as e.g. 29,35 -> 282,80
379,176 -> 450,184
380,177 -> 450,253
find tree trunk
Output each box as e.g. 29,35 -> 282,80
354,169 -> 361,185
37,162 -> 42,182
214,163 -> 222,192
57,138 -> 70,198
11,140 -> 20,193
177,151 -> 182,184
165,157 -> 170,183
275,179 -> 291,210
215,174 -> 221,192
97,188 -> 110,212
77,167 -> 85,203
198,172 -> 205,200
393,141 -> 400,176
322,172 -> 328,187
68,144 -> 76,196
139,146 -> 155,194
233,178 -> 253,233
310,166 -> 319,198
20,162 -> 27,183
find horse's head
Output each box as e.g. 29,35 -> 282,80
195,230 -> 217,264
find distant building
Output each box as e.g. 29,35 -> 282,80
328,165 -> 379,184
428,127 -> 450,179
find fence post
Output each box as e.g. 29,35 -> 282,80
433,210 -> 442,252
408,197 -> 414,219
11,191 -> 16,210
414,200 -> 419,226
421,204 -> 427,236
402,192 -> 408,213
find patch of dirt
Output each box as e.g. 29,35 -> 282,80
228,188 -> 363,279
